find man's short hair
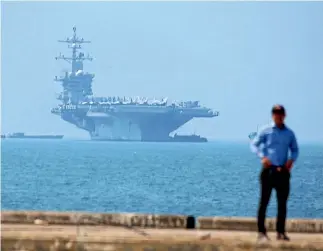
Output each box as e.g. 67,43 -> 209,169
272,104 -> 286,115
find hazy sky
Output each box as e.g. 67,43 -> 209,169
2,1 -> 323,142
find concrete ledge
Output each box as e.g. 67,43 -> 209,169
2,211 -> 323,250
198,217 -> 323,233
2,224 -> 323,251
3,238 -> 323,251
1,211 -> 189,229
3,211 -> 323,233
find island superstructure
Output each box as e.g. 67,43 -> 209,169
51,27 -> 220,142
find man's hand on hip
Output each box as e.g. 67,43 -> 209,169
285,159 -> 294,171
261,157 -> 272,168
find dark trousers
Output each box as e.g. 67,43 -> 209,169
257,166 -> 290,234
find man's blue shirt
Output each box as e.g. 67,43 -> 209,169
251,123 -> 299,166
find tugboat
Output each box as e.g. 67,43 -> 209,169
248,125 -> 259,140
170,133 -> 208,143
6,132 -> 63,139
248,132 -> 257,140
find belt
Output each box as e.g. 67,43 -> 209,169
269,165 -> 288,173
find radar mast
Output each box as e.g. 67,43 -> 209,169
55,26 -> 93,73
54,27 -> 95,104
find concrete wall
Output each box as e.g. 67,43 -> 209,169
3,238 -> 323,251
1,211 -> 188,228
198,216 -> 323,233
2,211 -> 323,251
2,211 -> 323,233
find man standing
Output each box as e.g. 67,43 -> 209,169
251,105 -> 299,241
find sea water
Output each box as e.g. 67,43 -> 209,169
1,140 -> 322,218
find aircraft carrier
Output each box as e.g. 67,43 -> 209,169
51,27 -> 220,142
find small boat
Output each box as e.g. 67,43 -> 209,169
6,132 -> 64,139
248,125 -> 259,140
170,133 -> 207,143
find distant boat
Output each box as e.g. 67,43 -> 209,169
248,125 -> 259,140
6,132 -> 63,139
1,134 -> 5,139
248,132 -> 257,140
170,133 -> 208,143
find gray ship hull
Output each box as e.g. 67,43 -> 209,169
91,138 -> 207,143
53,105 -> 216,142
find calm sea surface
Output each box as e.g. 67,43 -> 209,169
1,140 -> 322,218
